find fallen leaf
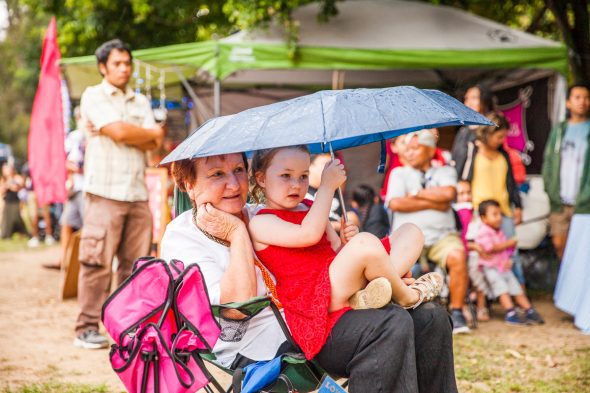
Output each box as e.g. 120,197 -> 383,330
545,354 -> 557,368
505,349 -> 523,359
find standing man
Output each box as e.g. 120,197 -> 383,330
542,84 -> 590,260
386,130 -> 470,334
74,39 -> 164,349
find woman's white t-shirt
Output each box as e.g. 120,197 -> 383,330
160,208 -> 287,367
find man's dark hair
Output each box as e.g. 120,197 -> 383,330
95,39 -> 132,65
567,83 -> 590,100
478,199 -> 500,217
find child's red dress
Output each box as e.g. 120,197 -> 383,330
254,201 -> 350,360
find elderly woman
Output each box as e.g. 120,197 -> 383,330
161,153 -> 458,393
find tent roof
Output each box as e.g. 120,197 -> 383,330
61,0 -> 567,99
226,0 -> 561,50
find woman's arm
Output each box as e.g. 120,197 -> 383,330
249,160 -> 346,248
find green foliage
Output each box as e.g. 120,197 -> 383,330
0,0 -> 587,162
222,0 -> 338,58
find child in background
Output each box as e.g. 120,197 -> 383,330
475,200 -> 544,325
454,180 -> 473,250
455,180 -> 492,322
248,145 -> 443,359
351,184 -> 390,238
456,112 -> 525,286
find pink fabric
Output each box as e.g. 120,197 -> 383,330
102,258 -> 219,393
103,260 -> 174,346
27,17 -> 67,205
111,324 -> 208,393
174,265 -> 221,351
454,204 -> 473,251
475,223 -> 513,272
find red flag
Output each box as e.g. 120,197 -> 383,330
28,16 -> 66,205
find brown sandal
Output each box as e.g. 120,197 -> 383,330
403,272 -> 444,310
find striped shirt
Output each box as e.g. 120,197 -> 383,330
80,80 -> 155,202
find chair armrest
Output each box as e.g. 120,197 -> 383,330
213,296 -> 271,319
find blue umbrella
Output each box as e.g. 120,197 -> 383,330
160,86 -> 493,166
162,86 -> 494,220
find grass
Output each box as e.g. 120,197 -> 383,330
0,236 -> 29,253
454,335 -> 590,392
0,382 -> 111,393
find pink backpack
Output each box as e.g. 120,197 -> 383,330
102,257 -> 221,393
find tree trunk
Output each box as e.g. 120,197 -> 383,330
546,0 -> 590,84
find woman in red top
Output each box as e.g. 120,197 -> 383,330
248,145 -> 443,359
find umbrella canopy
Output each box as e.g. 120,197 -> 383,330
161,86 -> 493,165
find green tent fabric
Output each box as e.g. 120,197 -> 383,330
61,0 -> 567,99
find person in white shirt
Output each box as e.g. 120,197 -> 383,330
160,152 -> 459,392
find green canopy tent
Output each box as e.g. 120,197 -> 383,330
60,0 -> 568,183
61,0 -> 567,109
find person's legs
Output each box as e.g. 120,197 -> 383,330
549,206 -> 573,260
408,302 -> 458,393
41,203 -> 54,240
513,294 -> 531,309
115,201 -> 152,286
75,195 -> 126,342
501,216 -> 524,285
429,235 -> 467,310
315,305 -> 419,393
497,293 -> 515,310
388,223 -> 425,276
328,233 -> 421,310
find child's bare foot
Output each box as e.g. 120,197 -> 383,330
348,277 -> 392,310
402,272 -> 444,310
477,307 -> 490,322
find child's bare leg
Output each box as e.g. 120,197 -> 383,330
513,294 -> 532,310
387,223 -> 424,277
476,291 -> 486,310
328,233 -> 420,311
498,293 -> 514,310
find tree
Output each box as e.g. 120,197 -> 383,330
546,0 -> 590,84
427,0 -> 589,83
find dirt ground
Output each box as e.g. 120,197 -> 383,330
1,246 -> 589,392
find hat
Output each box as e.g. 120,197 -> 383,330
405,129 -> 437,148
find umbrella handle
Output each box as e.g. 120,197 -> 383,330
328,143 -> 348,225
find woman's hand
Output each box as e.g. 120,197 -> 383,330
339,218 -> 359,245
196,203 -> 245,242
320,159 -> 346,191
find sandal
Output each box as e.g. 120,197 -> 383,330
349,277 -> 393,310
403,272 -> 443,310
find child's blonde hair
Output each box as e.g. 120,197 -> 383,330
250,145 -> 310,204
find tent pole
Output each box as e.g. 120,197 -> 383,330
214,79 -> 221,117
172,67 -> 212,123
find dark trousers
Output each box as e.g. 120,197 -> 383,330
315,302 -> 457,393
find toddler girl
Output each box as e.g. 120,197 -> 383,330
248,145 -> 443,359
